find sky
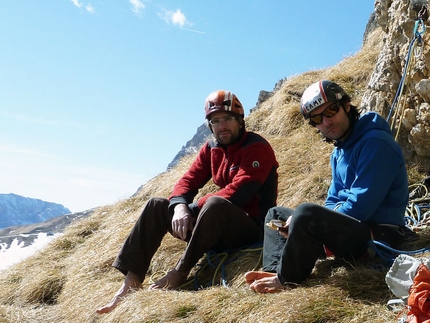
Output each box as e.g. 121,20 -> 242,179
0,1 -> 374,213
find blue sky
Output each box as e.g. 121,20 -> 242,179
0,1 -> 374,212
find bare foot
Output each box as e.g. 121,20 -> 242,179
244,271 -> 287,293
96,272 -> 142,314
148,269 -> 188,290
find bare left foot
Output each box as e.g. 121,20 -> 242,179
96,272 -> 142,314
148,269 -> 188,290
244,271 -> 287,293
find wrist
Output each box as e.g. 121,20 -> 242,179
174,203 -> 188,212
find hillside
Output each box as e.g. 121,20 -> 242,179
0,1 -> 430,322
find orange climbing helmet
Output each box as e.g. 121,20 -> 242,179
204,90 -> 244,119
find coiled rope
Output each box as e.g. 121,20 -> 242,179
371,179 -> 430,264
192,241 -> 263,289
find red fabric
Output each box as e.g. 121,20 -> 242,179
407,264 -> 430,323
169,131 -> 278,218
323,245 -> 334,257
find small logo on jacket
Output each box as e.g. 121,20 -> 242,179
252,161 -> 260,168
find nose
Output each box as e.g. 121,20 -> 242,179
217,119 -> 230,128
322,115 -> 333,126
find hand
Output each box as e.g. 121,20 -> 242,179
172,204 -> 193,240
278,215 -> 292,238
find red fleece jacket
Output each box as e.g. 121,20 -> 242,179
169,131 -> 278,220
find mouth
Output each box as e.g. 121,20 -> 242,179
218,131 -> 231,137
326,126 -> 338,134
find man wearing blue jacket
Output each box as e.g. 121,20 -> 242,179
245,80 -> 416,293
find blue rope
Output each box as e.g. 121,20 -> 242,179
206,249 -> 223,268
404,216 -> 418,227
369,240 -> 430,266
193,241 -> 263,289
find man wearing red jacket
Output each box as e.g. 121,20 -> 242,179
97,90 -> 279,314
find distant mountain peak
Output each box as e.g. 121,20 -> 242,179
0,193 -> 71,229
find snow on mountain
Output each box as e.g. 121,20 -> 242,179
0,209 -> 94,271
0,232 -> 61,270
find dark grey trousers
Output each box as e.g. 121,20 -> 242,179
113,196 -> 263,282
262,203 -> 413,285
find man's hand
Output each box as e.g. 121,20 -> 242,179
172,204 -> 194,240
278,215 -> 292,238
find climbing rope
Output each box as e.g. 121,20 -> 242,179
386,6 -> 427,140
192,242 -> 263,290
148,243 -> 262,290
370,178 -> 430,264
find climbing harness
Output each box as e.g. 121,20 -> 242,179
386,5 -> 427,141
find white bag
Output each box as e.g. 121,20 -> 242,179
385,254 -> 430,300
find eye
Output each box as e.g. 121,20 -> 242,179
325,105 -> 339,117
310,115 -> 322,124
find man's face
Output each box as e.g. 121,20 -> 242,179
209,111 -> 242,145
310,101 -> 351,141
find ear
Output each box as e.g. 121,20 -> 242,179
236,116 -> 244,129
207,121 -> 214,133
344,101 -> 351,113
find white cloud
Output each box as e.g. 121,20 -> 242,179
70,0 -> 82,8
171,9 -> 187,27
160,8 -> 188,28
158,8 -> 204,33
86,4 -> 95,14
70,0 -> 95,13
130,0 -> 145,14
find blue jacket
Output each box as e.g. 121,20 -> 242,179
325,112 -> 408,226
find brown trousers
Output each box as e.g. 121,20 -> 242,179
112,196 -> 263,282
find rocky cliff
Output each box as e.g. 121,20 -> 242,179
167,123 -> 212,170
362,0 -> 430,169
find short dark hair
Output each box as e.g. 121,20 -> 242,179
340,95 -> 360,121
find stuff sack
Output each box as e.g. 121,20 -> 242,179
386,254 -> 430,323
386,254 -> 424,300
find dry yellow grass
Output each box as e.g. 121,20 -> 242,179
0,27 -> 428,323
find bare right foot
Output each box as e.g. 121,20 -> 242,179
244,271 -> 287,293
96,272 -> 142,314
148,269 -> 188,290
244,271 -> 277,284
